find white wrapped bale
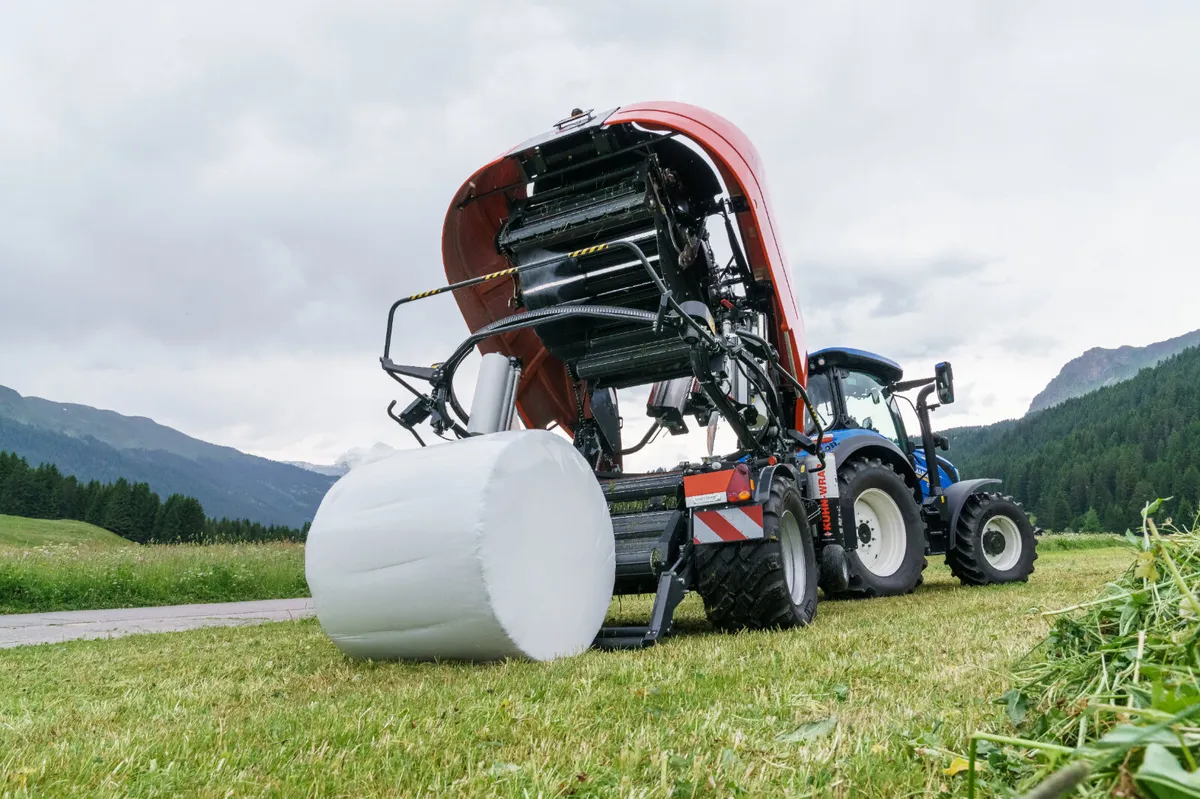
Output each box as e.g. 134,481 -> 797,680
305,430 -> 615,661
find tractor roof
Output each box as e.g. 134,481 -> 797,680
808,347 -> 903,385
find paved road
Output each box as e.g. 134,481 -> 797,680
0,598 -> 315,649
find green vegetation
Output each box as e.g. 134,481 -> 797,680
1034,532 -> 1126,552
947,346 -> 1200,531
963,510 -> 1200,797
0,452 -> 309,544
1,548 -> 1130,797
0,542 -> 306,614
0,513 -> 131,549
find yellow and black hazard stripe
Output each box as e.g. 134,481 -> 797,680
399,241 -> 612,307
402,266 -> 519,304
567,243 -> 611,258
482,266 -> 519,281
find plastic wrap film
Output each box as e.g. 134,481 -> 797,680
305,430 -> 615,661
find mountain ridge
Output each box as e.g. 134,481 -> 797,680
0,385 -> 334,527
946,346 -> 1200,531
1027,328 -> 1200,414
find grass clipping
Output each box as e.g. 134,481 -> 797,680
969,501 -> 1200,798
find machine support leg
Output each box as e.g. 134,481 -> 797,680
593,551 -> 691,650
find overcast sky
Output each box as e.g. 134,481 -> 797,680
2,1 -> 1198,467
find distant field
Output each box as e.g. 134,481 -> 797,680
0,548 -> 1132,797
0,514 -> 132,549
0,541 -> 306,614
1033,531 -> 1126,551
0,513 -> 1126,616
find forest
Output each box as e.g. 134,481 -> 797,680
0,451 -> 309,544
947,346 -> 1200,532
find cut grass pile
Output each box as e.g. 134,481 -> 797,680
964,510 -> 1200,797
1,548 -> 1130,798
0,542 -> 306,614
0,513 -> 131,549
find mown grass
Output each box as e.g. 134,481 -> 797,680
0,542 -> 306,614
0,513 -> 131,549
0,548 -> 1130,797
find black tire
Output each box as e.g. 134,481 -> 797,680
947,493 -> 1038,586
827,457 -> 927,598
695,479 -> 818,631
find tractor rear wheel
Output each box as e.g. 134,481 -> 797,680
947,493 -> 1037,585
695,479 -> 818,631
826,457 -> 927,598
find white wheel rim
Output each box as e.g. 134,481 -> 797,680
779,509 -> 807,604
982,514 -> 1022,571
853,488 -> 907,577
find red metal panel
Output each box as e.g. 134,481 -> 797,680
440,102 -> 806,434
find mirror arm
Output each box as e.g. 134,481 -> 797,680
915,384 -> 944,497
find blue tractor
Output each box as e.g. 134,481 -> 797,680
803,348 -> 1037,597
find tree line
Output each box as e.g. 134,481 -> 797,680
947,346 -> 1200,532
0,451 -> 309,544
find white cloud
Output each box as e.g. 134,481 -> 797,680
1,1 -> 1198,464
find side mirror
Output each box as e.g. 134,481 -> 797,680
935,434 -> 950,451
935,362 -> 955,405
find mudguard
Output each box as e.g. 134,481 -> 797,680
942,478 -> 1002,550
827,435 -> 922,503
752,463 -> 800,505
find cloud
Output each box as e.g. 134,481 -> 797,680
1,1 -> 1198,464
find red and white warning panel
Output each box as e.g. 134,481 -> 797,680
683,465 -> 754,508
693,505 -> 765,543
684,465 -> 766,544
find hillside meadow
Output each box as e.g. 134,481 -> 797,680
0,539 -> 306,614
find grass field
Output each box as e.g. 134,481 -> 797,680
1032,531 -> 1126,551
0,547 -> 1133,798
0,513 -> 131,549
0,518 -> 1124,616
0,542 -> 306,614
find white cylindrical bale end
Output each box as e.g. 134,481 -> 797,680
304,430 -> 615,662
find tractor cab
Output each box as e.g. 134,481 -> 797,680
802,346 -> 1035,598
806,347 -> 958,495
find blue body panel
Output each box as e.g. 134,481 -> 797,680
806,429 -> 959,499
911,447 -> 958,498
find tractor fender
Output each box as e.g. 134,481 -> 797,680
827,436 -> 923,503
752,463 -> 800,505
943,478 -> 1002,549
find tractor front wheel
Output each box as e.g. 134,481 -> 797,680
827,457 -> 927,598
947,493 -> 1038,585
695,479 -> 819,631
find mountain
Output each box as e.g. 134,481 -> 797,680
945,346 -> 1200,532
1027,328 -> 1200,414
0,385 -> 335,527
284,460 -> 349,477
285,443 -> 397,478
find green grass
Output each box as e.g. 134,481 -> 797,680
0,513 -> 131,549
1033,532 -> 1127,552
0,542 -> 307,614
0,548 -> 1131,797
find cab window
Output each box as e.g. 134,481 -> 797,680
841,371 -> 903,447
804,372 -> 836,436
